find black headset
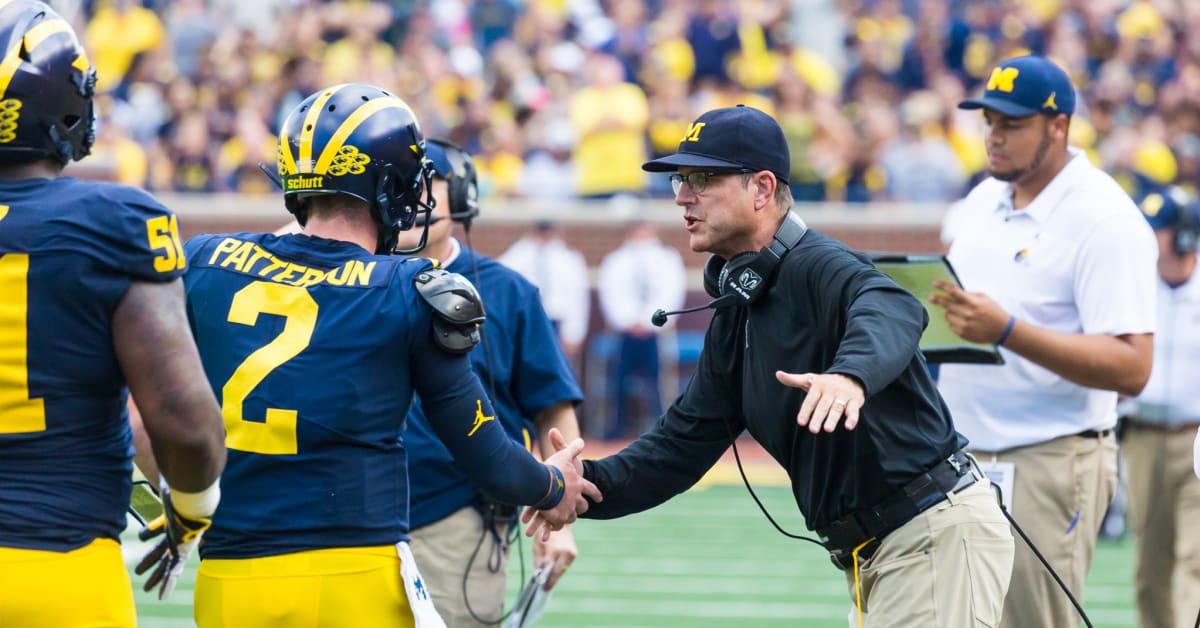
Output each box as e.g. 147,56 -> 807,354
427,138 -> 480,228
652,211 -> 808,326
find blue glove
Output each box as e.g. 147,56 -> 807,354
133,485 -> 212,600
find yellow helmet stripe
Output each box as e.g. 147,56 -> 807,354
23,19 -> 73,50
297,85 -> 346,172
0,19 -> 77,99
278,125 -> 297,175
313,96 -> 415,174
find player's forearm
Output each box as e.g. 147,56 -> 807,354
537,401 -> 581,459
1003,323 -> 1153,396
128,399 -> 162,486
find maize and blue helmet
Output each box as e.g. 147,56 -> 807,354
0,0 -> 97,166
276,83 -> 433,253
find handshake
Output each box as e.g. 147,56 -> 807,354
522,428 -> 602,541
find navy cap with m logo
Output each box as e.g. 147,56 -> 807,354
642,105 -> 790,184
958,55 -> 1076,117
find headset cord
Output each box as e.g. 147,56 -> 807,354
733,409 -> 1095,628
976,464 -> 1094,628
721,412 -> 824,547
461,505 -> 524,626
463,225 -> 499,400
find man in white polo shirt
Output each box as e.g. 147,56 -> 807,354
1125,187 -> 1200,628
931,55 -> 1157,628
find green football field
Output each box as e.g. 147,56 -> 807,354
124,483 -> 1138,628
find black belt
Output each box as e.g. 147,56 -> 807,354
818,450 -> 979,571
1076,428 -> 1114,439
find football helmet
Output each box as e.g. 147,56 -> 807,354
276,83 -> 433,253
0,0 -> 97,165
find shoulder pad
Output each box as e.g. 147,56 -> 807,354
414,269 -> 486,354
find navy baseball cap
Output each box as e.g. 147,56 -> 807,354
424,140 -> 455,180
1140,186 -> 1197,230
642,105 -> 790,184
959,55 -> 1076,117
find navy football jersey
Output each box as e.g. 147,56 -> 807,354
0,177 -> 187,551
407,246 -> 583,529
186,232 -> 556,559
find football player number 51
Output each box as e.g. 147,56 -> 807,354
0,213 -> 186,434
222,282 -> 317,455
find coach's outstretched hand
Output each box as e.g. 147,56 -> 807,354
523,428 -> 600,541
776,371 -> 866,433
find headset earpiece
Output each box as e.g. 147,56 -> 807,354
428,139 -> 480,225
1174,203 -> 1198,256
700,212 -> 809,305
703,255 -> 725,298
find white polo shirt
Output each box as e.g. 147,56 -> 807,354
937,148 -> 1157,451
1133,274 -> 1200,425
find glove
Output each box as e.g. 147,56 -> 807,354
133,485 -> 212,600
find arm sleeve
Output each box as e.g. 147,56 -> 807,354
810,248 -> 927,396
582,319 -> 744,519
411,325 -> 558,508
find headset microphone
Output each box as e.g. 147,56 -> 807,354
651,293 -> 740,327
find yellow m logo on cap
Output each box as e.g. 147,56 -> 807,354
681,122 -> 706,143
986,67 -> 1020,93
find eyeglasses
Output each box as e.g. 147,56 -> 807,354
669,169 -> 753,195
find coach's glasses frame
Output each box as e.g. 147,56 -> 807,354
669,169 -> 754,195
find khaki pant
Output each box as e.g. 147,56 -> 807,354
844,480 -> 1014,627
972,431 -> 1118,628
409,506 -> 510,628
1124,422 -> 1200,628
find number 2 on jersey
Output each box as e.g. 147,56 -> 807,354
0,253 -> 46,433
222,282 -> 317,454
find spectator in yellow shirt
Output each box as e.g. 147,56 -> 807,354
570,53 -> 648,197
85,0 -> 165,93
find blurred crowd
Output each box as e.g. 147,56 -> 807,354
57,0 -> 1200,205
